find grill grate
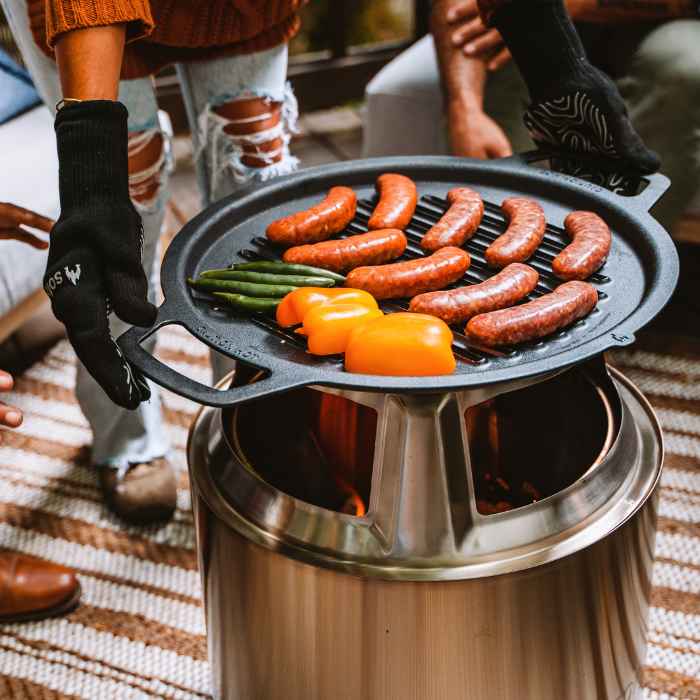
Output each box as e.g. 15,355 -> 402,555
119,155 -> 675,406
222,194 -> 610,367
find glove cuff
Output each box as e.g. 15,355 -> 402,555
491,0 -> 589,101
55,100 -> 131,211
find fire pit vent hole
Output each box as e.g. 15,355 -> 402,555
231,388 -> 377,516
467,369 -> 611,515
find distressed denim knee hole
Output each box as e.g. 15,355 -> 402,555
128,127 -> 172,214
195,84 -> 299,199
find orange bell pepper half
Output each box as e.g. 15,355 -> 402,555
276,287 -> 378,327
345,312 -> 455,376
302,304 -> 384,355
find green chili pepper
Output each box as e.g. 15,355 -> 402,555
230,261 -> 346,283
213,293 -> 281,314
199,270 -> 334,287
188,278 -> 296,298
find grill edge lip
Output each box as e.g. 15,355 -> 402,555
119,153 -> 678,408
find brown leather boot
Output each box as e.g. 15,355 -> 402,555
100,456 -> 177,524
0,552 -> 81,623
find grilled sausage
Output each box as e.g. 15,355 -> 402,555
267,186 -> 357,247
283,229 -> 407,275
345,247 -> 471,300
552,211 -> 611,281
465,280 -> 597,347
485,198 -> 546,268
367,174 -> 418,231
409,263 -> 539,324
421,187 -> 484,253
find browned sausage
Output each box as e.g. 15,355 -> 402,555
552,211 -> 611,281
421,187 -> 484,253
465,281 -> 597,347
409,263 -> 539,324
367,174 -> 418,231
283,229 -> 407,275
485,198 -> 546,268
266,186 -> 357,247
345,247 -> 471,300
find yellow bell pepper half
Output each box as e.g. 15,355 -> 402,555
276,287 -> 378,327
302,304 -> 385,355
345,312 -> 456,376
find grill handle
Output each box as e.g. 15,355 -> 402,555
508,150 -> 670,213
117,314 -> 308,408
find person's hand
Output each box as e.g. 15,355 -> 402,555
447,99 -> 513,159
0,203 -> 53,249
447,0 -> 512,72
44,100 -> 155,410
0,203 -> 55,442
0,371 -> 22,443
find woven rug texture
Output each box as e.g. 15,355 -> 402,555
0,327 -> 699,699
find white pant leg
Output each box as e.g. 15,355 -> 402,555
0,0 -> 62,110
176,46 -> 295,383
362,35 -> 446,158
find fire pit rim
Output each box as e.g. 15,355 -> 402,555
187,366 -> 662,581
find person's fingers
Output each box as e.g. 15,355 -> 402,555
0,226 -> 49,249
451,17 -> 487,47
447,0 -> 479,23
0,371 -> 12,392
463,28 -> 505,57
487,48 -> 512,72
0,203 -> 54,233
0,402 -> 23,428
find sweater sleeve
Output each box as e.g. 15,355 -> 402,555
45,0 -> 155,48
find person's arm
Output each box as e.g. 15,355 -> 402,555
431,0 -> 513,158
54,24 -> 126,101
44,20 -> 156,409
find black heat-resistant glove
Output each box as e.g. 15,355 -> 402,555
490,0 -> 661,189
44,100 -> 155,409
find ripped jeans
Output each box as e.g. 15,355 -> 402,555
2,0 -> 297,466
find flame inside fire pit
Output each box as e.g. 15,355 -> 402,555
229,367 -> 612,517
231,385 -> 376,515
307,392 -> 376,516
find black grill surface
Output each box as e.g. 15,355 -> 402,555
118,154 -> 678,407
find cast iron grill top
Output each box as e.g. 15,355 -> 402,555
230,193 -> 611,366
118,154 -> 679,406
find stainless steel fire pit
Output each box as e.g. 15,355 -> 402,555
188,359 -> 662,700
117,153 -> 677,700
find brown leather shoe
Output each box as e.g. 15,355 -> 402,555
100,456 -> 177,524
0,552 -> 81,623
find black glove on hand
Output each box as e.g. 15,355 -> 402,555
44,100 -> 155,409
491,0 -> 661,181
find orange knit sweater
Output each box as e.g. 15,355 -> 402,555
27,0 -> 306,80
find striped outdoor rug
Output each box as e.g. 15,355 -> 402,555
0,327 -> 700,699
